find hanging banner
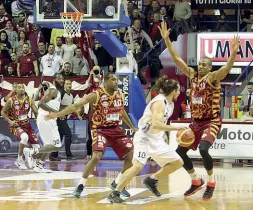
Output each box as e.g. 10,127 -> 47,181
191,0 -> 252,9
197,33 -> 253,66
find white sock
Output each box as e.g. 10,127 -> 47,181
208,174 -> 214,182
190,172 -> 197,180
150,174 -> 158,180
78,177 -> 87,186
18,155 -> 22,161
115,172 -> 123,184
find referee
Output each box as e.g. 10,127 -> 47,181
49,79 -> 76,160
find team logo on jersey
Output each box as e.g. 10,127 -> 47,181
27,58 -> 31,62
14,100 -> 20,105
126,143 -> 132,148
102,101 -> 109,107
101,94 -> 108,101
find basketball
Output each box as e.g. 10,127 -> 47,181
176,128 -> 195,147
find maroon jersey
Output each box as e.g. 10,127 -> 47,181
8,94 -> 32,127
190,73 -> 221,119
92,88 -> 124,128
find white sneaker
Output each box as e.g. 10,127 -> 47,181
23,148 -> 34,169
15,158 -> 28,170
33,163 -> 52,173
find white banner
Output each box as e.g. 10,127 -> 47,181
169,122 -> 253,159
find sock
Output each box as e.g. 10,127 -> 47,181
190,172 -> 197,180
18,155 -> 22,161
78,177 -> 87,186
150,174 -> 158,180
208,174 -> 214,182
115,172 -> 123,184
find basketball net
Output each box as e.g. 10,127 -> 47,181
60,12 -> 84,38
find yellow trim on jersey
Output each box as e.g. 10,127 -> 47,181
94,90 -> 100,106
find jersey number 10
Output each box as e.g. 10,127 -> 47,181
113,100 -> 122,107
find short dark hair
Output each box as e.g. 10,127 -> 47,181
64,62 -> 71,66
247,82 -> 253,86
104,72 -> 115,81
53,73 -> 63,79
201,56 -> 212,65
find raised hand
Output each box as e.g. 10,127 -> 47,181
158,21 -> 171,40
230,35 -> 240,53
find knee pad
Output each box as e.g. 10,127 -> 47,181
20,133 -> 29,145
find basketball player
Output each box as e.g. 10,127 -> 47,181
24,73 -> 64,172
46,73 -> 137,198
108,76 -> 184,203
159,22 -> 240,200
1,83 -> 39,170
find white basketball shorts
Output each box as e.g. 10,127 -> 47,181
37,114 -> 61,148
133,131 -> 181,167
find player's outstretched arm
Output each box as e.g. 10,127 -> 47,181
158,21 -> 195,78
151,101 -> 182,132
45,93 -> 97,120
122,109 -> 137,132
210,36 -> 240,82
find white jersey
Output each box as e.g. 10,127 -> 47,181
38,85 -> 61,115
138,94 -> 174,139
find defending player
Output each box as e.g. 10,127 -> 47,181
1,83 -> 39,170
159,21 -> 240,200
108,76 -> 184,203
46,73 -> 137,198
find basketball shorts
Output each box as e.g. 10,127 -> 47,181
10,124 -> 40,148
37,114 -> 61,148
190,117 -> 222,150
91,126 -> 133,160
133,131 -> 181,167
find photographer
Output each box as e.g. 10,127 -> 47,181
86,65 -> 103,93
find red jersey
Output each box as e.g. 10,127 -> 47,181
92,88 -> 124,128
17,53 -> 37,76
8,94 -> 32,127
190,73 -> 221,119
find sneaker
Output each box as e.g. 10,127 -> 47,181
110,180 -> 130,197
23,148 -> 34,169
143,177 -> 161,197
202,182 -> 216,201
33,163 -> 52,173
184,178 -> 205,197
73,184 -> 84,198
108,191 -> 124,203
15,158 -> 28,170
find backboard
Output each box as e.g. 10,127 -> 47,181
35,0 -> 122,24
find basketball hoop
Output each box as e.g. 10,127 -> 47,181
60,12 -> 84,38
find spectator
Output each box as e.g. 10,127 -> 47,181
9,52 -> 17,74
61,62 -> 76,76
0,31 -> 12,52
40,44 -> 63,76
131,19 -> 154,49
13,30 -> 31,58
16,12 -> 29,32
5,20 -> 18,48
28,24 -> 45,53
55,36 -> 63,56
0,3 -> 12,29
240,9 -> 251,31
215,13 -> 230,32
149,13 -> 162,44
34,42 -> 47,74
17,43 -> 39,76
239,82 -> 253,114
245,13 -> 253,32
179,88 -> 191,119
0,48 -> 9,74
6,66 -> 16,76
93,39 -> 113,74
0,42 -> 10,61
131,9 -> 147,31
145,0 -> 160,24
195,9 -> 209,32
173,0 -> 192,33
62,37 -> 77,62
71,47 -> 90,76
241,104 -> 253,122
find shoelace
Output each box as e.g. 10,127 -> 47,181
205,186 -> 214,195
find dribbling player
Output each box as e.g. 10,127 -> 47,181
46,73 -> 137,198
108,76 -> 185,203
159,21 -> 240,200
24,73 -> 64,173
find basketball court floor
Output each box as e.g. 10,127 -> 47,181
0,157 -> 253,210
